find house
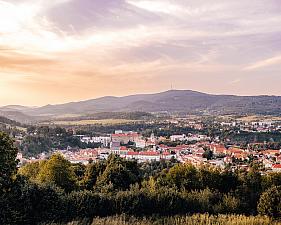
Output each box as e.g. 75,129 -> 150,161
161,151 -> 176,160
272,164 -> 281,172
263,159 -> 273,169
170,134 -> 186,142
92,136 -> 111,146
110,141 -> 121,150
79,149 -> 97,157
124,151 -> 161,162
262,149 -> 280,157
138,151 -> 161,162
111,132 -> 140,144
208,159 -> 225,168
210,144 -> 227,155
125,151 -> 139,160
183,155 -> 207,166
135,139 -> 146,148
224,156 -> 232,164
110,146 -> 129,155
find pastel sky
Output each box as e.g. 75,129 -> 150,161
0,0 -> 281,106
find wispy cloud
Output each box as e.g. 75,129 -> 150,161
243,55 -> 281,71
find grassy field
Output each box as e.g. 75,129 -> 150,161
237,115 -> 281,122
40,119 -> 140,126
44,214 -> 281,225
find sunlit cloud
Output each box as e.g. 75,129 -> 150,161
243,55 -> 281,71
0,0 -> 281,105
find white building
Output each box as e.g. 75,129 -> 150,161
135,139 -> 146,148
170,134 -> 186,141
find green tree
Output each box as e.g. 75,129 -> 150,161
96,155 -> 140,191
258,185 -> 281,218
37,154 -> 76,192
18,161 -> 41,182
203,150 -> 213,160
81,161 -> 106,190
166,164 -> 199,190
0,132 -> 18,193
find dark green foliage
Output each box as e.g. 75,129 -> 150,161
57,111 -> 154,121
0,176 -> 65,225
21,126 -> 96,156
96,155 -> 140,191
36,154 -> 77,192
81,161 -> 106,190
258,186 -> 281,219
0,116 -> 22,127
65,191 -> 113,218
202,149 -> 213,160
0,132 -> 18,194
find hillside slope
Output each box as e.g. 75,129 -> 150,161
2,90 -> 281,118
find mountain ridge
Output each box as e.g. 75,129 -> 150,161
1,90 -> 281,122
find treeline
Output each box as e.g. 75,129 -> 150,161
0,116 -> 23,127
203,124 -> 281,147
52,112 -> 154,121
1,132 -> 281,224
21,126 -> 100,156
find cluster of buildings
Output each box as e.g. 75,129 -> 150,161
170,133 -> 209,142
219,120 -> 281,133
16,120 -> 281,172
208,143 -> 281,171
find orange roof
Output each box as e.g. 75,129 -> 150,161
262,150 -> 280,155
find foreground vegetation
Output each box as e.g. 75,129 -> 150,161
45,214 -> 281,225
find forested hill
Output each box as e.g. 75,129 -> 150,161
0,116 -> 22,127
2,90 -> 281,119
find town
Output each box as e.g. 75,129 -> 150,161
13,115 -> 281,173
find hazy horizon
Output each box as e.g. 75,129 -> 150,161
1,0 -> 281,106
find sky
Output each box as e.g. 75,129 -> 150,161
0,0 -> 281,106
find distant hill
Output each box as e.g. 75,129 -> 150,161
2,90 -> 281,121
0,116 -> 22,127
0,105 -> 34,112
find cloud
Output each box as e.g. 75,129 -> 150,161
1,0 -> 281,105
243,55 -> 281,71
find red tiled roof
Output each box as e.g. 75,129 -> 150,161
162,152 -> 171,156
272,164 -> 281,169
127,151 -> 139,156
139,151 -> 160,156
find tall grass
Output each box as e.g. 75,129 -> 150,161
44,214 -> 281,225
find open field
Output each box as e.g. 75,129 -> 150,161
40,119 -> 140,126
44,214 -> 281,225
237,115 -> 281,122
